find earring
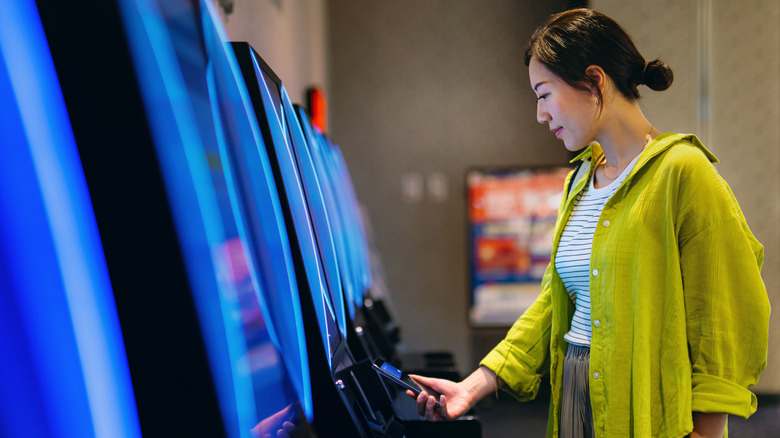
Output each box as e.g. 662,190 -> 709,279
595,97 -> 599,105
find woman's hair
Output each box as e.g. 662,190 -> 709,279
525,8 -> 673,104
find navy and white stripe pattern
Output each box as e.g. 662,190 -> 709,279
556,154 -> 640,347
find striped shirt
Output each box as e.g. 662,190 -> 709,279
556,153 -> 640,346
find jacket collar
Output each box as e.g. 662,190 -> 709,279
569,132 -> 719,167
563,133 -> 718,205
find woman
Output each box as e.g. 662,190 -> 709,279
409,8 -> 769,438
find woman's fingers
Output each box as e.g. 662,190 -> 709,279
409,374 -> 435,388
424,394 -> 439,422
416,391 -> 428,417
438,395 -> 450,421
408,375 -> 458,421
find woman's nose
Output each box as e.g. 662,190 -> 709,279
537,104 -> 550,124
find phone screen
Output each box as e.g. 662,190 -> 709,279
379,362 -> 419,391
373,360 -> 440,401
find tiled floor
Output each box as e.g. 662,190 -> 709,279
474,393 -> 780,437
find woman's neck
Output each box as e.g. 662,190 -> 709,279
593,101 -> 657,187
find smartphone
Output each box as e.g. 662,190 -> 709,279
372,360 -> 440,401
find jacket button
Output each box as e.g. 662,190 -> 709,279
592,269 -> 599,276
603,219 -> 610,227
594,320 -> 600,327
593,372 -> 600,379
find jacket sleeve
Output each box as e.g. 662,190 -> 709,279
478,166 -> 581,402
479,261 -> 554,401
676,147 -> 770,418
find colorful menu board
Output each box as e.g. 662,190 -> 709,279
467,166 -> 570,326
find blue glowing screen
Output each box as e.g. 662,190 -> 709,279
116,0 -> 312,435
0,1 -> 140,437
295,107 -> 360,319
243,47 -> 344,367
281,87 -> 348,339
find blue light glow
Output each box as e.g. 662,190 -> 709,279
282,86 -> 348,338
250,51 -> 340,366
115,1 -> 247,435
117,0 -> 314,432
206,64 -> 260,432
297,107 -> 358,320
0,1 -> 141,437
207,37 -> 314,419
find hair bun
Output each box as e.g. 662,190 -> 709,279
642,59 -> 674,91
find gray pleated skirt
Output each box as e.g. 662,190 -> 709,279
560,343 -> 595,438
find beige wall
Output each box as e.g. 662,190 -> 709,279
214,0 -> 328,106
593,0 -> 780,395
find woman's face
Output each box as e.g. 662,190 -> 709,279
529,57 -> 599,151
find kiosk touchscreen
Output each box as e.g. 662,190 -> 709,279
31,0 -> 313,436
124,1 -> 313,435
326,141 -> 374,308
232,42 -> 345,364
281,89 -> 349,346
0,2 -> 140,436
231,42 -> 407,438
295,107 -> 359,320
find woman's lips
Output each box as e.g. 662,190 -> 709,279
552,127 -> 562,138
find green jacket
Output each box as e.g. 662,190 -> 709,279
480,133 -> 769,437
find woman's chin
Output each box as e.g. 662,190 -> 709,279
561,138 -> 591,153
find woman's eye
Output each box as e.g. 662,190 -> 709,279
536,93 -> 549,101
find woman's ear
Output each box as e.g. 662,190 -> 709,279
585,65 -> 607,97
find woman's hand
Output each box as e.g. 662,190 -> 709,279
250,404 -> 298,438
406,375 -> 475,421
